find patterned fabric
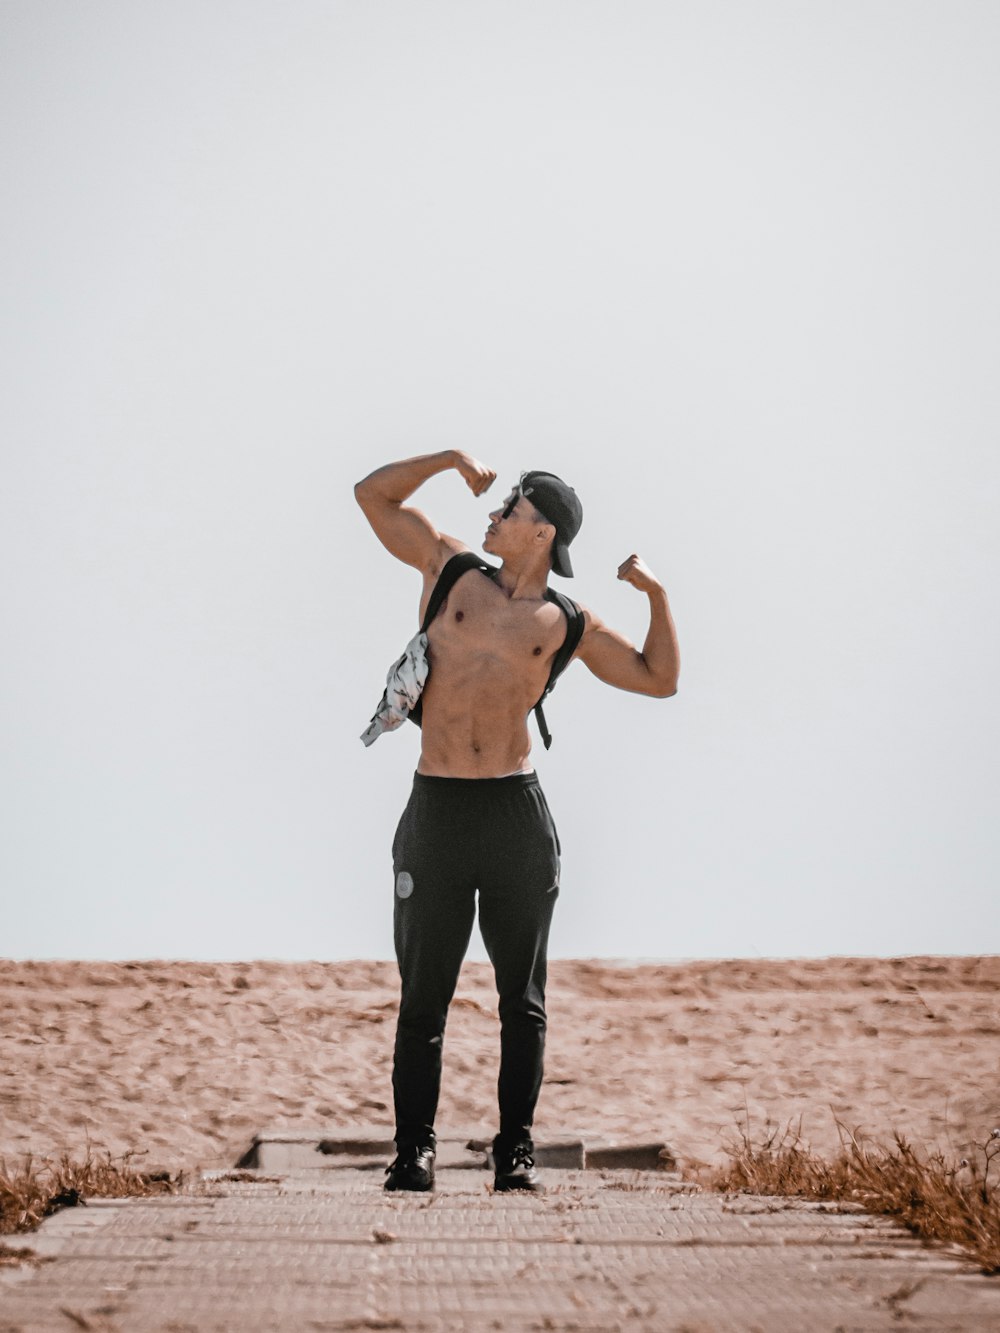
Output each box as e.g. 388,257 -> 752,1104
360,630 -> 430,747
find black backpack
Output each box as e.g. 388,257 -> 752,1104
409,551 -> 585,750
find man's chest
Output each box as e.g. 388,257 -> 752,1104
427,573 -> 566,667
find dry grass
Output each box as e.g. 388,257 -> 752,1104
699,1111 -> 1000,1273
0,1240 -> 46,1269
0,1148 -> 178,1237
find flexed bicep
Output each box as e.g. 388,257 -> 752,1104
576,580 -> 679,698
354,450 -> 494,573
355,495 -> 445,572
576,612 -> 658,695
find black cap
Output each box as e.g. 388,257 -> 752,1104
520,471 -> 583,578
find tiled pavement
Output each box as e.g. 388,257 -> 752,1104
3,1167 -> 1000,1331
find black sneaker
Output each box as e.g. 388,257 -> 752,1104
384,1144 -> 435,1192
492,1137 -> 544,1193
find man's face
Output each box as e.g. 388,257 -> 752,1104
483,485 -> 549,558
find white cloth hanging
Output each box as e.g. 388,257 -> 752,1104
360,630 -> 431,747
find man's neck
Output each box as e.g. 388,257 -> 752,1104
495,557 -> 550,601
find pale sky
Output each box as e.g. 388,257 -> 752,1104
2,1 -> 998,962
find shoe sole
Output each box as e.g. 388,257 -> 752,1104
494,1178 -> 545,1194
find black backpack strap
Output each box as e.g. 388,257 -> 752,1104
533,590 -> 585,750
409,551 -> 497,728
410,554 -> 582,747
419,551 -> 496,633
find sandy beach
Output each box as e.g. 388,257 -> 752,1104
2,956 -> 998,1176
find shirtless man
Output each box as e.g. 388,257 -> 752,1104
354,450 -> 680,1193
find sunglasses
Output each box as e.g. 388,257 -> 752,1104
500,472 -> 538,521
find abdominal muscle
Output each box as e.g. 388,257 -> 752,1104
416,655 -> 538,778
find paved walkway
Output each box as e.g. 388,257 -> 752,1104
3,1168 -> 1000,1331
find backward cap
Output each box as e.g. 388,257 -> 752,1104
521,471 -> 583,578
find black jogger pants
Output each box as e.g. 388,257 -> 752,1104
391,771 -> 561,1151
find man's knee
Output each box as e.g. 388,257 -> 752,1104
497,992 -> 547,1030
396,1005 -> 449,1045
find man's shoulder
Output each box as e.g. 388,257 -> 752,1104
426,537 -> 483,581
544,585 -> 589,633
544,588 -> 587,661
419,544 -> 497,628
545,583 -> 585,610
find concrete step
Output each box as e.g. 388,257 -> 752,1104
237,1127 -> 674,1172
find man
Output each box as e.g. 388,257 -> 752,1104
354,449 -> 680,1194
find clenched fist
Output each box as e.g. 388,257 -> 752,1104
617,554 -> 663,594
452,451 -> 497,497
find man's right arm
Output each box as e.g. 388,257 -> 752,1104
354,450 -> 496,573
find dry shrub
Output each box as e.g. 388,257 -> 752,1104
0,1240 -> 44,1268
0,1148 -> 178,1236
703,1112 -> 1000,1273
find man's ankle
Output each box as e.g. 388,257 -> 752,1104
396,1127 -> 437,1154
493,1131 -> 533,1154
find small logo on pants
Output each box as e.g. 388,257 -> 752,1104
395,871 -> 414,899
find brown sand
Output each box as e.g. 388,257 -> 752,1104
2,957 -> 998,1175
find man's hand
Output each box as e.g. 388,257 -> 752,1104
452,451 -> 497,497
617,554 -> 663,594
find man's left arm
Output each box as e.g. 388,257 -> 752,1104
574,555 -> 680,698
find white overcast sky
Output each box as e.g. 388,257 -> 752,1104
2,1 -> 998,962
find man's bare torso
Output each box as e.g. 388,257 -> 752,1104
354,449 -> 679,774
416,561 -> 569,778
